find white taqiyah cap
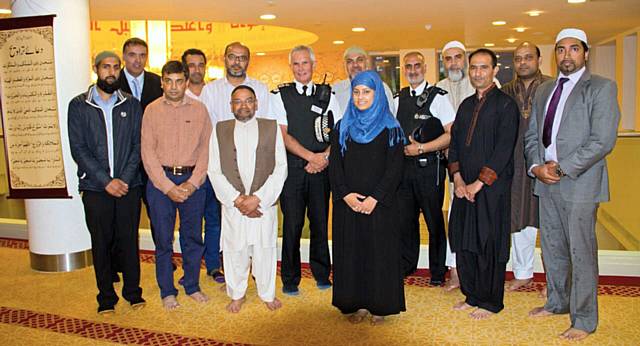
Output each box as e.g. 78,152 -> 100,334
555,28 -> 588,45
442,40 -> 466,53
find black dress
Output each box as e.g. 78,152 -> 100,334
329,126 -> 406,316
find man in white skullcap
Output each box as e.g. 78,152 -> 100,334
525,28 -> 621,341
332,46 -> 395,112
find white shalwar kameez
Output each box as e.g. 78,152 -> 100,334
208,118 -> 287,302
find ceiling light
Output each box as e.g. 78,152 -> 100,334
492,21 -> 507,26
351,27 -> 366,32
333,40 -> 344,45
526,10 -> 542,16
568,0 -> 586,3
0,9 -> 11,14
259,14 -> 276,20
515,27 -> 526,33
506,38 -> 517,43
484,43 -> 495,47
256,52 -> 266,56
424,24 -> 432,30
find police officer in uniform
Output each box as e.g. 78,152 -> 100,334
393,51 -> 456,285
270,45 -> 342,296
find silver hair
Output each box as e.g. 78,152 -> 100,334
289,45 -> 316,64
343,46 -> 368,60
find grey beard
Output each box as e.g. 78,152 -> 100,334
447,69 -> 464,82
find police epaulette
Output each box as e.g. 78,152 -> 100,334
393,92 -> 400,98
271,82 -> 293,94
433,86 -> 448,95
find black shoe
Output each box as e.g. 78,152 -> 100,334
207,269 -> 225,283
429,278 -> 444,286
282,285 -> 300,296
316,280 -> 332,290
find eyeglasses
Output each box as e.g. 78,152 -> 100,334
227,54 -> 248,62
231,98 -> 255,106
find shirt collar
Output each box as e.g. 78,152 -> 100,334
558,66 -> 586,85
476,82 -> 497,99
294,80 -> 314,96
91,86 -> 117,106
224,76 -> 250,87
162,95 -> 193,107
410,80 -> 427,95
235,115 -> 257,127
123,68 -> 144,84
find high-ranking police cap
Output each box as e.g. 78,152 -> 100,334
411,116 -> 444,144
314,110 -> 334,143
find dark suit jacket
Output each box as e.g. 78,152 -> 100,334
118,69 -> 163,111
524,69 -> 621,203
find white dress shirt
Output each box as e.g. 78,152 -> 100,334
544,66 -> 586,163
393,80 -> 456,126
269,80 -> 343,127
208,117 -> 287,252
200,76 -> 273,125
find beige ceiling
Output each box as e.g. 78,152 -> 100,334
3,0 -> 640,51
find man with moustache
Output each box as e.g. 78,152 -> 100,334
142,61 -> 212,310
209,85 -> 287,313
201,42 -> 273,124
270,45 -> 342,296
448,49 -> 519,319
332,46 -> 394,112
501,42 -> 552,292
525,29 -> 621,341
393,51 -> 456,284
181,48 -> 225,284
68,51 -> 145,314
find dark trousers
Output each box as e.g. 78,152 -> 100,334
81,188 -> 143,308
280,166 -> 331,289
202,177 -> 222,272
398,158 -> 447,279
457,249 -> 507,313
146,173 -> 205,298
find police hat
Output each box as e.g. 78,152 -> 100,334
411,116 -> 444,144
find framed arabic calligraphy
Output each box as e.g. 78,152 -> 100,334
0,15 -> 69,198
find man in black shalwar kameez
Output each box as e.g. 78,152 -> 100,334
447,49 -> 519,319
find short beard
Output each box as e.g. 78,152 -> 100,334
96,77 -> 120,94
447,69 -> 464,82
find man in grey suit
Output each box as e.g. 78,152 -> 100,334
524,28 -> 621,341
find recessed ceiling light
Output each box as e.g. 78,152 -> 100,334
492,21 -> 507,26
484,43 -> 495,47
259,14 -> 276,20
515,27 -> 527,33
351,27 -> 366,32
506,38 -> 517,43
0,9 -> 11,14
333,40 -> 345,45
568,0 -> 586,3
256,52 -> 266,56
526,10 -> 543,16
424,24 -> 432,30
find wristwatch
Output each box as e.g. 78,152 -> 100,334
417,144 -> 424,155
555,165 -> 566,177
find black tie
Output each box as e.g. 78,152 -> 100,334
411,90 -> 416,97
302,85 -> 308,96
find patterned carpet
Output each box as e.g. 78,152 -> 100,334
1,238 -> 639,345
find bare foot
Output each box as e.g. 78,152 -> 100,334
189,291 -> 209,303
560,327 -> 590,341
469,308 -> 493,320
538,286 -> 547,298
226,297 -> 246,313
505,278 -> 533,291
453,301 -> 474,311
370,315 -> 385,326
264,298 -> 282,311
529,306 -> 554,317
162,295 -> 180,310
348,309 -> 368,324
443,268 -> 460,292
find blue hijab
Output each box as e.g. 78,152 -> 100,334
338,70 -> 404,155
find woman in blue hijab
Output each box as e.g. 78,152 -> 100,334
329,70 -> 406,325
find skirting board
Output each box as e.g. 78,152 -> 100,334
2,222 -> 639,277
